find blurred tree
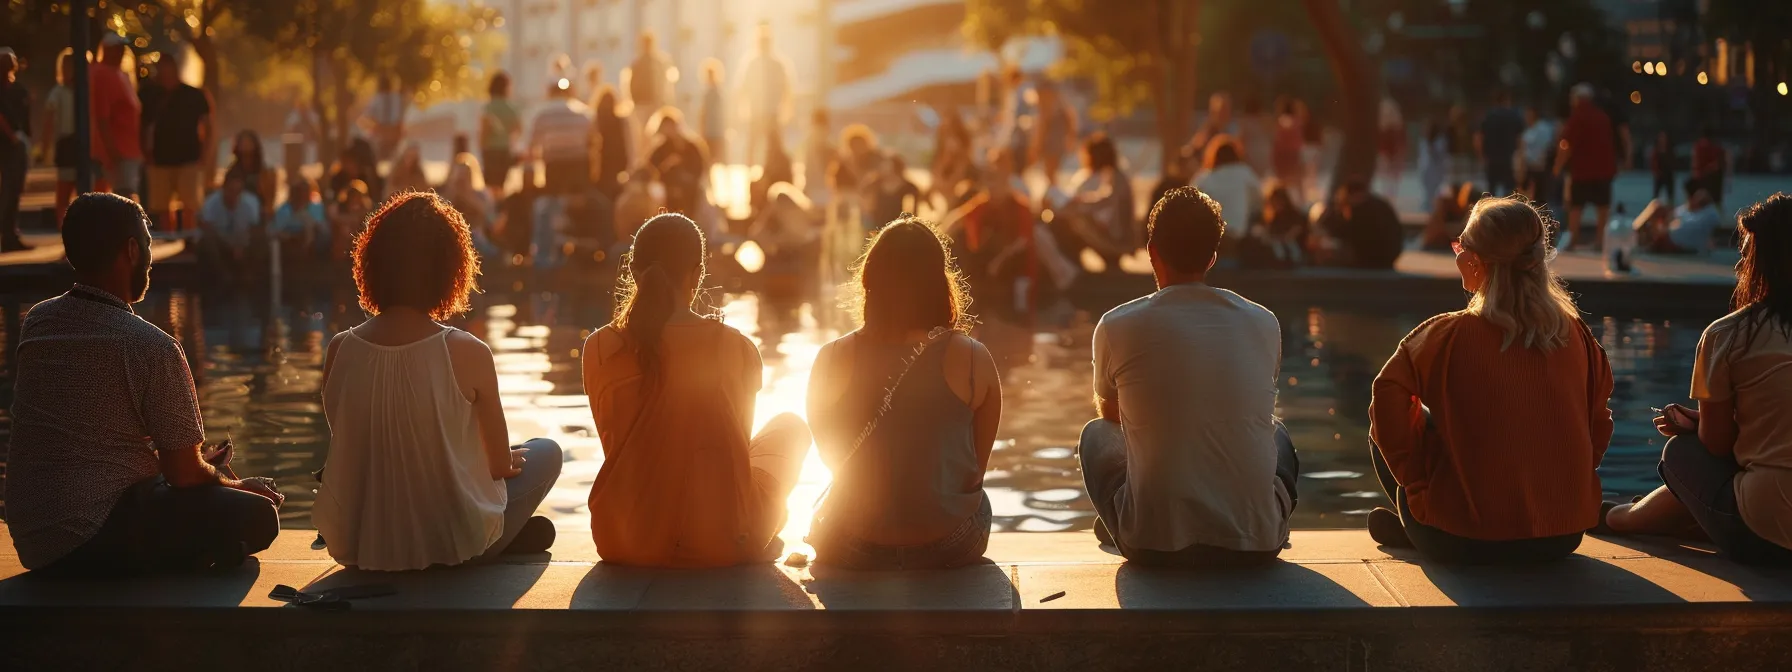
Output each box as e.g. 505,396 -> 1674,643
238,0 -> 503,163
964,0 -> 1379,183
964,0 -> 1202,172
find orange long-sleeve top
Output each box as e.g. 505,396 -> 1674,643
1369,311 -> 1614,540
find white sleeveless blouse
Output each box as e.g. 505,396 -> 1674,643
314,328 -> 506,570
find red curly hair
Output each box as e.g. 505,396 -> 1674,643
352,191 -> 481,320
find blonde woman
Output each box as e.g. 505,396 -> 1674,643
1367,196 -> 1614,563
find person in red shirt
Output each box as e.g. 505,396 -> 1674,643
1553,84 -> 1619,252
941,149 -> 1037,316
1691,127 -> 1727,208
91,35 -> 143,200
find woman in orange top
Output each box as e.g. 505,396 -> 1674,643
582,213 -> 812,567
1367,196 -> 1614,563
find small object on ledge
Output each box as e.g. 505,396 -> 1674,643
784,551 -> 810,567
1040,591 -> 1067,603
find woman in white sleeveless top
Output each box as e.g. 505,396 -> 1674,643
314,192 -> 562,571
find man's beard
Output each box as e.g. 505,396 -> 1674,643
128,257 -> 151,302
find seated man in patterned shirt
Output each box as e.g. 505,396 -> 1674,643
5,193 -> 284,574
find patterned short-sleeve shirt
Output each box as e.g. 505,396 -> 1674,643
4,284 -> 205,569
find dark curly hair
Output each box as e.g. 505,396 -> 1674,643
846,215 -> 975,337
352,191 -> 481,320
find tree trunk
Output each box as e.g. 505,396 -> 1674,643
1153,0 -> 1199,174
1304,0 -> 1379,191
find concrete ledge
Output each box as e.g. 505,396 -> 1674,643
4,528 -> 1792,670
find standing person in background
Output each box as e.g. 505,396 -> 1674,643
1518,106 -> 1557,206
0,47 -> 31,251
1374,98 -> 1406,201
1417,120 -> 1452,214
224,131 -> 275,225
737,22 -> 793,170
39,50 -> 82,230
1030,80 -> 1077,189
590,87 -> 630,198
479,71 -> 522,200
627,32 -> 673,157
527,78 -> 595,196
1650,131 -> 1676,207
1474,90 -> 1524,197
802,108 -> 834,207
1692,127 -> 1727,209
698,59 -> 727,168
1555,84 -> 1619,252
141,54 -> 211,234
92,35 -> 144,202
995,65 -> 1029,172
581,60 -> 605,103
362,76 -> 407,162
283,95 -> 321,168
929,110 -> 978,212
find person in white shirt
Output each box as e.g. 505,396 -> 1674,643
526,78 -> 595,195
627,32 -> 673,157
737,22 -> 793,169
1192,135 -> 1262,250
1080,186 -> 1298,567
1518,106 -> 1558,203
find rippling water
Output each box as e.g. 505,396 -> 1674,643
0,283 -> 1711,534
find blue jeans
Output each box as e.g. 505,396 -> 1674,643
472,438 -> 563,562
813,495 -> 992,570
1078,418 -> 1297,567
1659,435 -> 1792,566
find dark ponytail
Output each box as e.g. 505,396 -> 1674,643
614,213 -> 706,390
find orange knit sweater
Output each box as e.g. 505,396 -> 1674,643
1369,312 -> 1614,540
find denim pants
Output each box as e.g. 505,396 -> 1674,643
471,438 -> 564,562
1370,440 -> 1582,564
1078,418 -> 1297,567
813,495 -> 992,570
1658,435 -> 1792,566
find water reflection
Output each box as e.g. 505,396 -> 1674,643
0,283 -> 1711,534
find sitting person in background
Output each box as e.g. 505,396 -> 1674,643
612,166 -> 664,246
6,194 -> 282,574
440,152 -> 509,260
327,138 -> 383,204
1192,135 -> 1261,255
1238,179 -> 1308,269
314,193 -> 560,571
1420,182 -> 1484,251
1057,132 -> 1138,271
1368,197 -> 1612,564
582,213 -> 813,567
1080,187 -> 1298,567
383,142 -> 432,200
941,149 -> 1046,314
747,181 -> 820,273
196,170 -> 263,274
329,179 -> 373,263
807,218 -> 1000,569
749,127 -> 795,217
868,153 -> 922,226
225,130 -> 278,223
1601,194 -> 1792,566
1312,180 -> 1404,269
273,176 -> 330,263
643,108 -> 710,215
1644,178 -> 1724,254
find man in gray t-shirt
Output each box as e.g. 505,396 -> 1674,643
1080,186 -> 1298,566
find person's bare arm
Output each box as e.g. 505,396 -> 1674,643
1697,398 -> 1738,457
447,330 -> 521,480
1553,139 -> 1571,176
806,338 -> 852,471
968,338 -> 1003,467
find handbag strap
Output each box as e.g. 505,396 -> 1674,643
813,327 -> 952,510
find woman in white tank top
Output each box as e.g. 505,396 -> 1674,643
313,193 -> 562,571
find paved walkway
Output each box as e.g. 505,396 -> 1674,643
2,525 -> 1783,611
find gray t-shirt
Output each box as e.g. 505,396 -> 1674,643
1093,283 -> 1289,552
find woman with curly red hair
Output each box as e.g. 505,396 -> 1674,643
313,192 -> 562,571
